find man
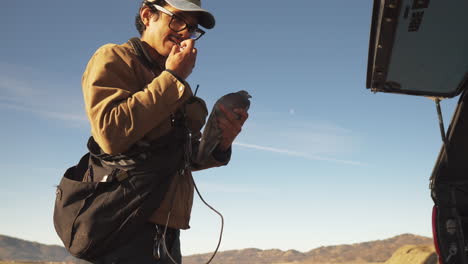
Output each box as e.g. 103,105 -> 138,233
81,0 -> 248,263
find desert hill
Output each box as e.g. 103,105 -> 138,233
0,233 -> 434,264
184,233 -> 433,264
0,235 -> 73,263
384,245 -> 437,264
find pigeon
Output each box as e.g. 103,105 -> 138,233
196,90 -> 252,163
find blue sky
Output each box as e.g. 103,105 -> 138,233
0,0 -> 459,256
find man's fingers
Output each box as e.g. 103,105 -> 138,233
191,48 -> 197,68
218,123 -> 240,148
218,105 -> 248,129
169,44 -> 179,56
219,105 -> 239,121
218,117 -> 242,134
233,109 -> 249,125
180,39 -> 195,53
215,104 -> 248,149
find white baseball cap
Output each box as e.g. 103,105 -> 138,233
147,0 -> 215,29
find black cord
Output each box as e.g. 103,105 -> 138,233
161,172 -> 224,264
162,100 -> 224,264
191,175 -> 224,264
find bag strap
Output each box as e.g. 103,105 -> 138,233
128,37 -> 160,75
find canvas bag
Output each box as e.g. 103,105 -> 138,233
53,129 -> 187,260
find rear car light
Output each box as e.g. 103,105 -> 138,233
432,205 -> 443,264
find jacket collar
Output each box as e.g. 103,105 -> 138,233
128,37 -> 165,74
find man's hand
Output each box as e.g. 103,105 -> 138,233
217,105 -> 249,151
165,39 -> 197,80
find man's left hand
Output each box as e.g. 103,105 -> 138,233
217,105 -> 249,151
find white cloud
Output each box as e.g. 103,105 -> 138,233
0,102 -> 87,123
234,142 -> 364,166
193,181 -> 272,194
0,64 -> 86,125
0,76 -> 37,98
237,115 -> 361,160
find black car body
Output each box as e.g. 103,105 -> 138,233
431,91 -> 468,264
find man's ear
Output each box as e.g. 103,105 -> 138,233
140,6 -> 158,27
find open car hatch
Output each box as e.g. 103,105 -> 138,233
367,0 -> 468,98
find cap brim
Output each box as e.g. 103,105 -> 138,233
165,0 -> 215,29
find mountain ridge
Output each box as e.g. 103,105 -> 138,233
0,233 -> 434,264
184,233 -> 433,264
0,234 -> 74,262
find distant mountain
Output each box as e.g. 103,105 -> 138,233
301,233 -> 433,263
0,233 -> 433,264
183,234 -> 433,264
0,235 -> 76,263
185,248 -> 306,264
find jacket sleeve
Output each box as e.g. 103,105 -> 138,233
190,132 -> 232,171
82,44 -> 192,155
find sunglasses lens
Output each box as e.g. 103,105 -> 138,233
189,32 -> 200,40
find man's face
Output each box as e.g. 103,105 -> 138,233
141,5 -> 200,57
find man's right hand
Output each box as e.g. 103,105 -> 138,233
165,39 -> 197,80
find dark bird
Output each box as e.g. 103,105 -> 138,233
196,90 -> 252,163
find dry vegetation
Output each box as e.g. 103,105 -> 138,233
383,245 -> 437,264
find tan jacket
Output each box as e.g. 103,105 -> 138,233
82,41 -> 229,229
